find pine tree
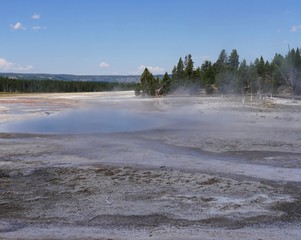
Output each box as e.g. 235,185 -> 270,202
171,66 -> 177,80
228,49 -> 240,72
176,57 -> 185,82
161,72 -> 171,95
215,49 -> 228,72
254,56 -> 268,97
184,54 -> 194,79
140,68 -> 155,96
237,59 -> 249,92
214,49 -> 231,93
201,60 -> 216,94
270,53 -> 284,87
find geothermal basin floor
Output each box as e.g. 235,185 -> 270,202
0,92 -> 300,239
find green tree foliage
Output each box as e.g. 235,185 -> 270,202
254,56 -> 266,95
255,56 -> 266,77
228,49 -> 240,72
294,48 -> 301,94
214,49 -> 230,93
215,49 -> 228,72
176,57 -> 185,80
161,72 -> 171,95
142,47 -> 301,97
287,48 -> 301,95
200,60 -> 215,93
134,83 -> 142,96
237,59 -> 255,94
171,57 -> 185,88
171,54 -> 202,92
184,54 -> 194,79
270,53 -> 285,93
253,57 -> 275,95
138,68 -> 159,96
193,67 -> 202,86
0,76 -> 137,93
3,46 -> 300,97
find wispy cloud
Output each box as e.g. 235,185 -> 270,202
99,62 -> 110,68
32,26 -> 41,31
0,58 -> 13,70
291,25 -> 301,32
136,65 -> 165,74
32,13 -> 40,20
0,58 -> 33,72
10,22 -> 26,31
15,64 -> 34,71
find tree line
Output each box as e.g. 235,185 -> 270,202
136,48 -> 301,97
0,77 -> 137,93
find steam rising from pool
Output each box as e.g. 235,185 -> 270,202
0,93 -> 232,135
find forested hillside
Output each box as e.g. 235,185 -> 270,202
0,73 -> 140,83
0,77 -> 137,93
2,48 -> 300,96
136,48 -> 301,97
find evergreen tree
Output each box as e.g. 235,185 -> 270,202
228,49 -> 240,72
270,53 -> 286,90
171,57 -> 185,89
135,47 -> 301,97
254,57 -> 268,97
295,48 -> 301,69
171,66 -> 177,80
215,49 -> 228,72
237,59 -> 249,93
215,49 -> 232,93
201,60 -> 216,94
135,83 -> 142,96
0,76 -> 137,93
176,57 -> 185,79
184,54 -> 194,79
270,53 -> 286,93
294,48 -> 301,94
139,68 -> 158,96
161,72 -> 171,95
140,68 -> 152,95
193,67 -> 202,86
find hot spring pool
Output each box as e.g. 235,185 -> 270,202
0,108 -> 165,134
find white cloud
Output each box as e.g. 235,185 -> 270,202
10,22 -> 26,31
17,64 -> 34,71
0,58 -> 14,70
32,25 -> 41,31
32,13 -> 41,20
0,58 -> 33,72
99,62 -> 110,68
136,65 -> 165,75
291,25 -> 301,32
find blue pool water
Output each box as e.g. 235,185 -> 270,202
0,108 -> 164,134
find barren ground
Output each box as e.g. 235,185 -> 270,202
0,92 -> 300,239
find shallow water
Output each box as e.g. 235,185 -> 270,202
0,94 -> 205,134
0,108 -> 166,134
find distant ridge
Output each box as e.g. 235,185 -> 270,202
0,73 -> 141,83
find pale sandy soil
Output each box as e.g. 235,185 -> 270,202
0,92 -> 300,239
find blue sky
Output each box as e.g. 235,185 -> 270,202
0,0 -> 300,75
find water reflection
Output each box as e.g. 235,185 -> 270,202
0,108 -> 163,134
